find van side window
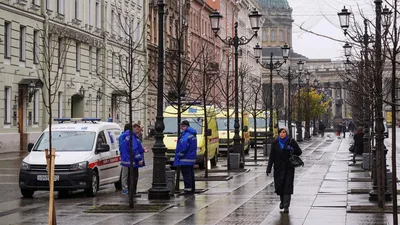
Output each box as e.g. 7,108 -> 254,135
96,131 -> 107,148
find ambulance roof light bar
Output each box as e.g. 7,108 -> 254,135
54,118 -> 101,124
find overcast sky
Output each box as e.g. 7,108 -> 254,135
287,0 -> 376,60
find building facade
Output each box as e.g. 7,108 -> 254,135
0,0 -> 146,152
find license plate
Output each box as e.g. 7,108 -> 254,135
37,175 -> 60,181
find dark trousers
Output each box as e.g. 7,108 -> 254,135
280,194 -> 291,208
126,167 -> 139,194
181,165 -> 195,193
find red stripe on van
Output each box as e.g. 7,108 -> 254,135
88,156 -> 121,169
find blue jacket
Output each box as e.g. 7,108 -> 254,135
119,130 -> 145,168
173,127 -> 197,166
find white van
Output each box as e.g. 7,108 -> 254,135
19,118 -> 122,197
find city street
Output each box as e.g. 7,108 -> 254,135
0,133 -> 400,224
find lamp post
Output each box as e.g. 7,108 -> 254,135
304,72 -> 311,140
296,60 -> 304,142
148,0 -> 170,200
311,78 -> 321,136
338,2 -> 392,208
254,43 -> 290,141
210,9 -> 261,168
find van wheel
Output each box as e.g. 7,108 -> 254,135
21,189 -> 35,198
211,152 -> 218,167
114,178 -> 122,190
84,171 -> 99,197
198,156 -> 206,170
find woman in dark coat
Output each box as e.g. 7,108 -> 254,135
266,127 -> 302,213
352,126 -> 364,163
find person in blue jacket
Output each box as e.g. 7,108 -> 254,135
120,123 -> 145,196
174,120 -> 197,194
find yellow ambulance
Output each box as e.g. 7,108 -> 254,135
216,109 -> 251,154
163,105 -> 219,169
249,111 -> 267,147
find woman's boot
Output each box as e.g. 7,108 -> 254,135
283,194 -> 291,213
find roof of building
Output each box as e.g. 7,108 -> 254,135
259,0 -> 290,9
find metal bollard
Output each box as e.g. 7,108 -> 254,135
165,165 -> 175,196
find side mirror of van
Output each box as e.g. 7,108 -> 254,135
244,126 -> 249,132
27,143 -> 34,152
96,143 -> 110,154
206,129 -> 212,136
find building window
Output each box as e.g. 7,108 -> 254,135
75,0 -> 80,20
280,30 -> 284,42
33,30 -> 39,64
111,52 -> 115,78
46,0 -> 51,11
262,28 -> 268,41
96,48 -> 100,72
19,26 -> 26,62
271,30 -> 276,42
33,91 -> 39,124
58,92 -> 63,118
111,9 -> 115,35
88,0 -> 91,26
95,1 -> 100,28
4,22 -> 11,59
58,37 -> 63,68
4,87 -> 11,124
57,0 -> 64,15
118,55 -> 122,78
89,46 -> 92,75
76,43 -> 81,72
119,13 -> 123,37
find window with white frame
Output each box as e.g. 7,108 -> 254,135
33,90 -> 39,124
89,46 -> 92,75
58,37 -> 63,68
271,29 -> 276,42
280,30 -> 284,42
33,30 -> 39,64
118,55 -> 122,79
19,26 -> 26,61
76,42 -> 81,72
111,9 -> 115,35
4,22 -> 11,59
95,1 -> 100,28
57,0 -> 65,15
58,92 -> 63,118
75,0 -> 80,20
4,87 -> 11,124
96,47 -> 100,71
46,0 -> 51,11
111,52 -> 115,78
119,13 -> 123,37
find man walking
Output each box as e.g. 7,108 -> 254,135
174,120 -> 197,194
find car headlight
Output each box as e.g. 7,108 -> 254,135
70,161 -> 88,171
21,162 -> 30,170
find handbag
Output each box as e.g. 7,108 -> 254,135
289,152 -> 304,167
349,144 -> 355,153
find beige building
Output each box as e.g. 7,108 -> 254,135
0,0 -> 147,152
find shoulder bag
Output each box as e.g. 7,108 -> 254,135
288,139 -> 304,167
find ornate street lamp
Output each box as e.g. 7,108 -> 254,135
343,42 -> 352,58
296,60 -> 304,142
254,43 -> 290,141
79,86 -> 86,98
28,81 -> 36,102
96,88 -> 102,101
148,0 -> 170,199
338,6 -> 351,34
210,9 -> 261,169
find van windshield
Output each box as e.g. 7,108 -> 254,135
217,118 -> 242,131
164,117 -> 203,134
249,118 -> 267,128
33,131 -> 96,151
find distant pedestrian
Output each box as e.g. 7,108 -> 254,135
337,122 -> 342,137
348,121 -> 356,137
137,120 -> 144,142
174,120 -> 197,194
352,126 -> 364,164
266,127 -> 302,213
318,122 -> 326,137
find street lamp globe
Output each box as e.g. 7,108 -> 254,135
28,81 -> 36,96
253,43 -> 262,61
338,6 -> 351,32
79,86 -> 86,98
297,60 -> 304,71
381,5 -> 392,28
96,88 -> 102,101
313,78 -> 319,87
209,10 -> 222,35
248,9 -> 262,33
281,44 -> 290,60
343,42 -> 352,57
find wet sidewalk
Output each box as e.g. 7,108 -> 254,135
6,136 -> 400,225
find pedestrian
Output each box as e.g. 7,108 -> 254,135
348,121 -> 356,137
119,123 -> 145,197
318,121 -> 326,137
337,122 -> 342,137
352,126 -> 364,164
137,120 -> 144,142
173,120 -> 197,194
341,122 -> 347,138
266,127 -> 302,213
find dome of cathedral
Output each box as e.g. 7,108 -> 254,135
259,0 -> 290,9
